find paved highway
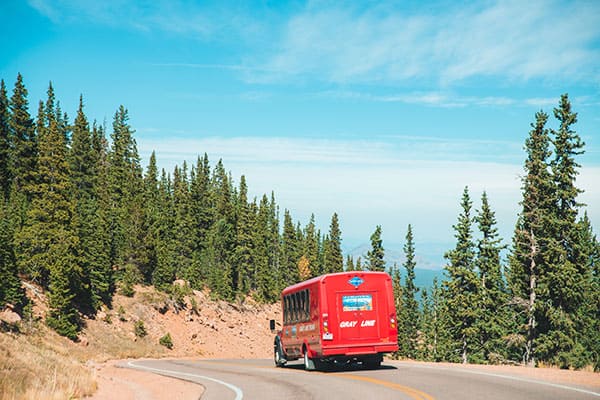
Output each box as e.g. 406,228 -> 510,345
126,359 -> 600,400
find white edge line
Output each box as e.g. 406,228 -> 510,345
127,360 -> 244,400
397,363 -> 600,398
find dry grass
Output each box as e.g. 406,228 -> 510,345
0,284 -> 169,400
0,329 -> 95,400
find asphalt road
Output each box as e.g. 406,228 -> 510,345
125,358 -> 600,400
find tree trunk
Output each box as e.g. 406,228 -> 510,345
525,229 -> 537,367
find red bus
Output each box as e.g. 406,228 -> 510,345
270,271 -> 398,370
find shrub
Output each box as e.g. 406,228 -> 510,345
134,320 -> 147,338
159,333 -> 173,349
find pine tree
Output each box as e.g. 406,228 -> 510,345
507,110 -> 553,366
0,80 -> 11,198
234,175 -> 254,294
537,94 -> 589,367
280,209 -> 299,286
346,255 -> 355,271
389,262 -> 402,358
0,200 -> 25,310
254,194 -> 276,301
442,186 -> 478,364
325,213 -> 344,273
367,225 -> 385,272
173,163 -> 194,282
107,105 -> 144,272
152,169 -> 176,290
399,224 -> 419,359
9,74 -> 37,198
15,86 -> 80,337
142,151 -> 160,283
474,192 -> 508,363
69,96 -> 111,311
302,214 -> 320,276
578,213 -> 600,370
188,154 -> 212,288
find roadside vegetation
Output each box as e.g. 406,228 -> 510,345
0,72 -> 598,399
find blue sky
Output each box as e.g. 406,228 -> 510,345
1,0 -> 599,269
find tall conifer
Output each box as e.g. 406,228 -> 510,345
400,224 -> 419,359
0,80 -> 10,198
443,186 -> 478,364
367,225 -> 385,272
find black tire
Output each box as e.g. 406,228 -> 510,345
363,355 -> 383,369
303,349 -> 322,371
274,337 -> 286,367
364,360 -> 381,369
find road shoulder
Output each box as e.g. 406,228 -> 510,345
88,360 -> 205,400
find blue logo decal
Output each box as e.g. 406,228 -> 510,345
348,276 -> 364,288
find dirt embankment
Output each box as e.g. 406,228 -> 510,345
1,283 -> 281,400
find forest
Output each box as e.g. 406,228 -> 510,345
0,74 -> 598,370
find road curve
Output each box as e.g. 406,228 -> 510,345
125,359 -> 600,400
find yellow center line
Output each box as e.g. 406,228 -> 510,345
191,360 -> 436,400
338,374 -> 435,400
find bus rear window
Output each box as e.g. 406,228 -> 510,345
342,294 -> 373,311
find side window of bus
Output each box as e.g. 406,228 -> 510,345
284,295 -> 290,324
294,292 -> 299,323
304,289 -> 310,321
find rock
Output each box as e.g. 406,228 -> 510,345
78,336 -> 89,346
173,279 -> 187,287
0,309 -> 21,325
97,310 -> 107,321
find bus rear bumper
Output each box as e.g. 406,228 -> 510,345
321,343 -> 398,357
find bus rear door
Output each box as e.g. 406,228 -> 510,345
337,291 -> 380,341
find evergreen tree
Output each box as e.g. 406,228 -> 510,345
399,224 -> 419,359
107,105 -> 144,272
442,186 -> 478,364
142,151 -> 160,283
0,200 -> 25,310
152,170 -> 176,290
474,192 -> 509,363
173,163 -> 194,282
538,94 -> 589,367
325,213 -> 344,273
507,110 -> 553,366
346,255 -> 355,271
367,225 -> 385,272
234,175 -> 254,294
302,214 -> 320,276
254,194 -> 277,301
389,262 -> 402,358
0,80 -> 10,198
8,74 -> 37,198
69,96 -> 111,311
15,86 -> 80,337
280,209 -> 299,286
578,213 -> 600,370
188,154 -> 212,288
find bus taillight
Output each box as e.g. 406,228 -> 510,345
390,314 -> 396,329
322,313 -> 329,332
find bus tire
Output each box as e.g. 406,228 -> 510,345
274,337 -> 286,367
304,349 -> 322,371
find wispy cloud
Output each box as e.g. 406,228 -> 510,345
251,0 -> 600,85
133,135 -> 600,245
26,0 -> 248,38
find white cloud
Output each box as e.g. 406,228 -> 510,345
252,0 -> 600,85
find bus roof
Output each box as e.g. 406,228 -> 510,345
281,271 -> 390,295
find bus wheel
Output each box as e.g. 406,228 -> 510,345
303,350 -> 320,371
274,337 -> 286,367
